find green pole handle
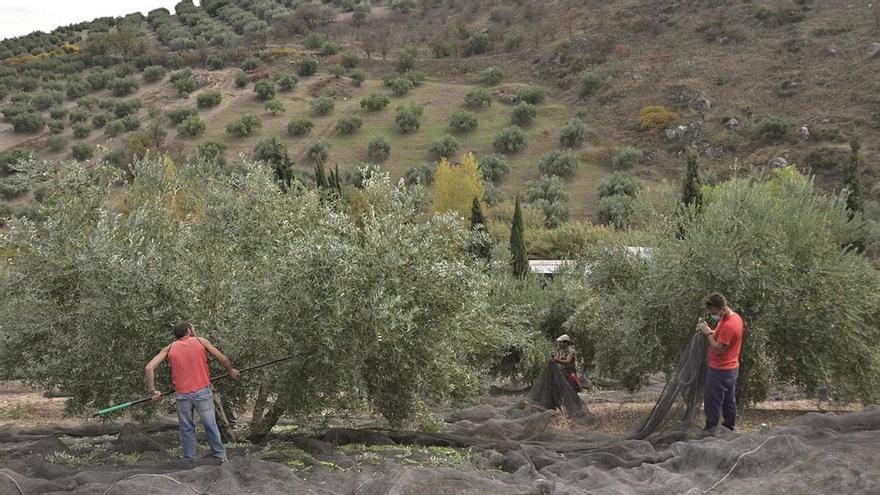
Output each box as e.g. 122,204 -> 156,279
96,401 -> 135,416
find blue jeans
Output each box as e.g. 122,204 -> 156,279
704,368 -> 738,431
175,386 -> 226,461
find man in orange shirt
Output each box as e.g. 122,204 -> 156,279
696,293 -> 744,432
145,321 -> 240,464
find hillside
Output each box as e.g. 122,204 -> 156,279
1,0 -> 878,224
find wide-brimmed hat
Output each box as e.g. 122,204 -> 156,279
556,334 -> 571,342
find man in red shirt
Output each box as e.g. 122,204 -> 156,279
145,321 -> 240,464
696,293 -> 744,432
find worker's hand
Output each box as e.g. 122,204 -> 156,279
697,321 -> 712,335
229,368 -> 241,380
150,390 -> 162,402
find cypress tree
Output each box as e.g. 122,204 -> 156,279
681,145 -> 702,211
845,138 -> 865,252
510,196 -> 528,278
469,197 -> 491,261
334,163 -> 342,197
314,161 -> 327,189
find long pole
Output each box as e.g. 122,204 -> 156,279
94,353 -> 299,417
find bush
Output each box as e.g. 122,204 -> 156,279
612,147 -> 643,170
361,92 -> 391,112
559,117 -> 586,147
341,51 -> 359,69
234,71 -> 250,88
388,78 -> 414,97
597,194 -> 635,228
538,149 -> 580,179
241,57 -> 260,71
449,111 -> 478,133
287,119 -> 314,137
167,107 -> 197,125
109,77 -> 139,97
264,99 -> 285,115
197,140 -> 227,164
310,96 -> 334,115
429,135 -> 460,158
579,71 -> 602,98
76,96 -> 98,110
91,113 -> 110,128
492,125 -> 527,153
464,89 -> 492,108
403,163 -> 434,186
321,42 -> 340,56
254,79 -> 276,101
598,172 -> 643,198
336,116 -> 363,135
86,71 -> 112,91
466,32 -> 490,56
350,69 -> 366,87
753,115 -> 792,141
112,99 -> 143,118
367,137 -> 391,162
196,90 -> 222,109
121,115 -> 141,131
49,106 -> 69,120
526,175 -> 570,227
639,105 -> 677,134
307,141 -> 330,163
104,120 -> 127,137
277,73 -> 298,92
72,124 -> 91,139
298,57 -> 319,76
397,45 -> 418,72
11,112 -> 45,133
48,120 -> 65,134
479,154 -> 510,183
47,136 -> 67,152
174,76 -> 198,96
329,64 -> 346,78
177,115 -> 205,136
31,91 -> 62,111
254,136 -> 290,167
401,70 -> 425,87
480,66 -> 503,85
206,53 -> 227,70
304,32 -> 324,49
143,65 -> 167,83
511,102 -> 537,125
395,103 -> 423,133
516,85 -> 544,104
66,79 -> 91,100
70,142 -> 94,160
226,114 -> 262,137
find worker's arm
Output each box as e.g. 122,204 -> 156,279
554,354 -> 575,365
145,345 -> 171,396
197,337 -> 240,379
697,321 -> 729,354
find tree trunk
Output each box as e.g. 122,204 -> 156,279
247,400 -> 285,443
212,392 -> 237,443
252,385 -> 268,426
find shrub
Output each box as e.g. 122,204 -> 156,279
226,114 -> 262,137
241,57 -> 259,71
538,149 -> 580,179
429,135 -> 460,158
11,112 -> 45,133
264,99 -> 285,115
597,194 -> 635,228
31,91 -> 62,111
341,51 -> 359,69
464,89 -> 492,108
329,64 -> 346,78
395,103 -> 423,133
287,118 -> 314,136
480,66 -> 502,85
449,111 -> 478,133
86,71 -> 112,91
254,136 -> 290,168
516,85 -> 544,104
76,96 -> 98,110
559,117 -> 586,147
598,172 -> 643,198
49,106 -> 69,120
612,147 -> 642,170
91,113 -> 110,128
234,71 -> 250,88
48,120 -> 65,134
104,120 -> 126,137
361,93 -> 390,112
336,116 -> 363,135
753,115 -> 792,141
511,102 -> 537,125
177,115 -> 205,136
388,78 -> 414,97
367,137 -> 391,162
466,32 -> 490,56
277,73 -> 298,92
304,33 -> 324,49
579,71 -> 602,98
109,77 -> 139,97
403,163 -> 434,186
167,107 -> 197,125
70,142 -> 94,160
46,136 -> 67,152
174,76 -> 198,96
143,65 -> 167,83
307,141 -> 330,163
350,69 -> 366,87
492,125 -> 527,153
254,79 -> 276,101
526,175 -> 569,227
310,96 -> 334,115
66,79 -> 91,99
479,154 -> 510,183
322,42 -> 340,56
169,68 -> 193,83
639,105 -> 677,134
397,45 -> 418,72
197,140 -> 227,164
121,115 -> 141,131
299,57 -> 319,76
401,70 -> 425,86
197,90 -> 222,109
72,124 -> 91,139
206,53 -> 226,70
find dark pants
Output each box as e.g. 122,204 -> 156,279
704,367 -> 738,431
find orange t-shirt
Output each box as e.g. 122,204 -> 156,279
167,336 -> 211,394
708,311 -> 744,370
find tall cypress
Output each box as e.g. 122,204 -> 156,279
510,196 -> 528,278
681,145 -> 702,211
845,138 -> 865,252
469,197 -> 491,261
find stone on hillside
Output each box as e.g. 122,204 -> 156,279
868,43 -> 880,58
768,157 -> 789,169
722,117 -> 741,131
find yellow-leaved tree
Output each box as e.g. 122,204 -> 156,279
432,152 -> 485,223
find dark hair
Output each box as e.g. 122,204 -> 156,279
173,320 -> 193,339
704,293 -> 727,311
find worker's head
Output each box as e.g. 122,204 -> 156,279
556,334 -> 571,348
173,320 -> 194,339
704,293 -> 728,320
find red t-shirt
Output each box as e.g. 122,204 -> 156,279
708,311 -> 744,370
167,336 -> 211,394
